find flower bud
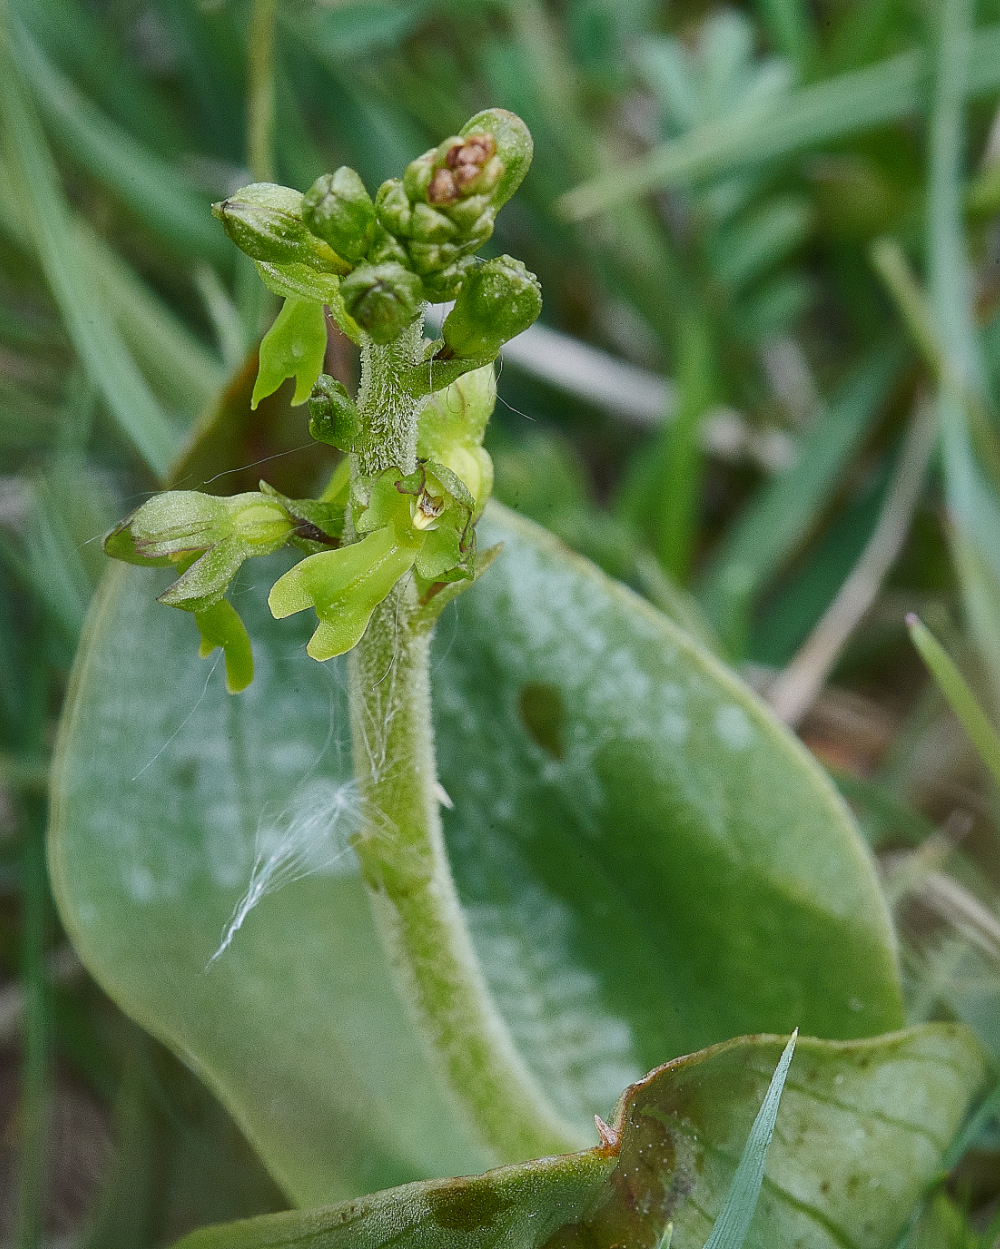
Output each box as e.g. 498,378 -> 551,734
407,240 -> 454,276
442,256 -> 542,359
421,256 -> 477,303
229,497 -> 295,548
402,151 -> 436,203
301,168 -> 376,265
308,375 -> 364,452
105,491 -> 231,563
459,109 -> 533,209
340,262 -> 425,344
367,224 -> 409,266
419,363 -> 496,455
105,489 -> 299,615
212,183 -> 349,274
374,180 -> 413,238
410,202 -> 459,243
446,193 -> 491,234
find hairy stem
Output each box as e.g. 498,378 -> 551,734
347,320 -> 583,1161
355,323 -> 425,478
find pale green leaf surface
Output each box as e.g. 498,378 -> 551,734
441,508 -> 902,1106
51,505 -> 902,1205
170,1028 -> 986,1249
50,557 -> 494,1208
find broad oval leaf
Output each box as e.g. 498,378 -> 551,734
51,503 -> 902,1204
437,508 -> 903,1124
170,1027 -> 987,1249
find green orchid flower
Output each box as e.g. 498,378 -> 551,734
269,462 -> 475,661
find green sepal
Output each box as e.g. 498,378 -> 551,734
442,256 -> 542,358
253,263 -> 361,346
252,298 -> 328,409
417,371 -> 496,512
158,535 -> 248,613
213,183 -> 350,274
103,517 -> 175,567
319,456 -> 352,505
194,599 -> 254,694
366,224 -> 409,267
308,375 -> 364,452
374,179 -> 413,237
407,235 -> 488,277
340,262 -> 425,344
401,349 -> 495,399
268,527 -> 419,660
105,491 -> 231,562
415,523 -> 470,583
421,256 -> 477,302
254,259 -> 337,306
302,167 -> 376,265
412,540 -> 503,631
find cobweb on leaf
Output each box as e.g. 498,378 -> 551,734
207,777 -> 362,967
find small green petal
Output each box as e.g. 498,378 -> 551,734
415,525 -> 465,581
268,528 -> 418,659
158,536 -> 248,613
195,600 -> 254,694
252,298 -> 328,410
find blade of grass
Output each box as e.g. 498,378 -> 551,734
698,345 -> 903,631
751,0 -> 815,69
13,0 -> 184,152
558,24 -> 1000,220
0,17 -> 181,478
906,615 -> 1000,789
14,802 -> 52,1249
767,394 -> 937,726
653,312 -> 714,582
869,238 -> 942,377
15,20 -> 225,260
0,165 -> 219,422
247,0 -> 277,182
702,1031 -> 798,1249
924,0 -> 1000,704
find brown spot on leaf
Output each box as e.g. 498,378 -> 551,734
518,682 -> 566,759
427,1176 -> 510,1230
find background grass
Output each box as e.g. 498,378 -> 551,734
2,0 -> 1000,1243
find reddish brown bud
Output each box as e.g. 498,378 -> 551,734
428,168 -> 459,204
